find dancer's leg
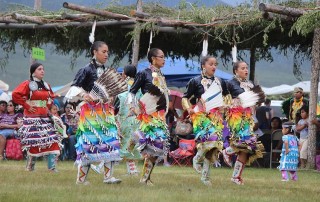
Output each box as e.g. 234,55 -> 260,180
26,155 -> 36,171
76,164 -> 90,185
103,161 -> 121,184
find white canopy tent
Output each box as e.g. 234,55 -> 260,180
262,81 -> 320,95
0,80 -> 9,91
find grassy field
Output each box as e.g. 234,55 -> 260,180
0,160 -> 319,202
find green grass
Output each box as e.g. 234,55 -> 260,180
0,160 -> 319,202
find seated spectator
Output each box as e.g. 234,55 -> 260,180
258,116 -> 282,152
60,102 -> 79,160
0,100 -> 7,115
0,100 -> 23,160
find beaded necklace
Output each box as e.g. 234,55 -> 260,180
200,71 -> 222,92
149,65 -> 169,93
234,75 -> 253,91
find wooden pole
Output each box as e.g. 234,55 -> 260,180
262,12 -> 294,22
0,16 -> 18,23
12,13 -> 45,24
61,13 -> 89,22
34,0 -> 42,10
0,20 -> 136,29
131,0 -> 143,66
259,3 -> 305,17
249,46 -> 256,83
63,2 -> 131,20
307,0 -> 320,170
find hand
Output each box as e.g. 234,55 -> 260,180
83,94 -> 93,102
28,106 -> 36,113
187,108 -> 195,115
285,149 -> 290,155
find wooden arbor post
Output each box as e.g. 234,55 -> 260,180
34,0 -> 42,10
307,0 -> 320,169
131,0 -> 143,66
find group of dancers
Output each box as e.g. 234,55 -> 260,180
11,40 -> 299,186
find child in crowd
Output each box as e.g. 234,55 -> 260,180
295,106 -> 309,169
278,122 -> 301,182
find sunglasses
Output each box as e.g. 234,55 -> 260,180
7,104 -> 14,107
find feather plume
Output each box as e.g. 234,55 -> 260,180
201,38 -> 208,57
232,45 -> 237,63
251,85 -> 265,105
238,91 -> 259,108
139,85 -> 167,115
89,20 -> 96,44
90,68 -> 127,101
238,85 -> 265,108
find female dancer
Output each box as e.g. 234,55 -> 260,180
222,61 -> 264,185
182,56 -> 227,186
65,41 -> 122,184
128,48 -> 170,185
116,65 -> 142,175
12,63 -> 62,172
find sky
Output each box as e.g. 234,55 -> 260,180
223,0 -> 248,6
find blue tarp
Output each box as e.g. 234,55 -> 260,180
118,58 -> 233,88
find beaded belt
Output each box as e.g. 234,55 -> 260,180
26,100 -> 47,107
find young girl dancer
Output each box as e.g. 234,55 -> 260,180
279,122 -> 300,181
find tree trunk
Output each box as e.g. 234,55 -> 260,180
307,1 -> 320,170
249,46 -> 256,83
131,0 -> 143,66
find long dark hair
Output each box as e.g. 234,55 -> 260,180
90,41 -> 107,68
29,62 -> 42,80
124,65 -> 137,78
147,48 -> 161,63
232,61 -> 247,75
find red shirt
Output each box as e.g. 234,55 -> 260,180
12,80 -> 55,117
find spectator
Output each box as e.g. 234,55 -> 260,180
0,100 -> 7,115
258,117 -> 282,153
256,98 -> 273,129
0,100 -> 23,160
295,106 -> 309,169
282,87 -> 308,124
60,102 -> 78,161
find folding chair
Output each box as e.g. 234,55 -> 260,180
169,138 -> 196,167
269,129 -> 283,168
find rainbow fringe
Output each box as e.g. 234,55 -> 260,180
75,102 -> 122,164
226,107 -> 253,140
135,110 -> 169,158
226,106 -> 264,165
191,108 -> 223,141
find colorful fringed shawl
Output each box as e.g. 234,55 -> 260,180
134,110 -> 169,158
75,102 -> 122,165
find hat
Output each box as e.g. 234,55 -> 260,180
293,87 -> 303,93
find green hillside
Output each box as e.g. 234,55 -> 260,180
0,43 -> 311,90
